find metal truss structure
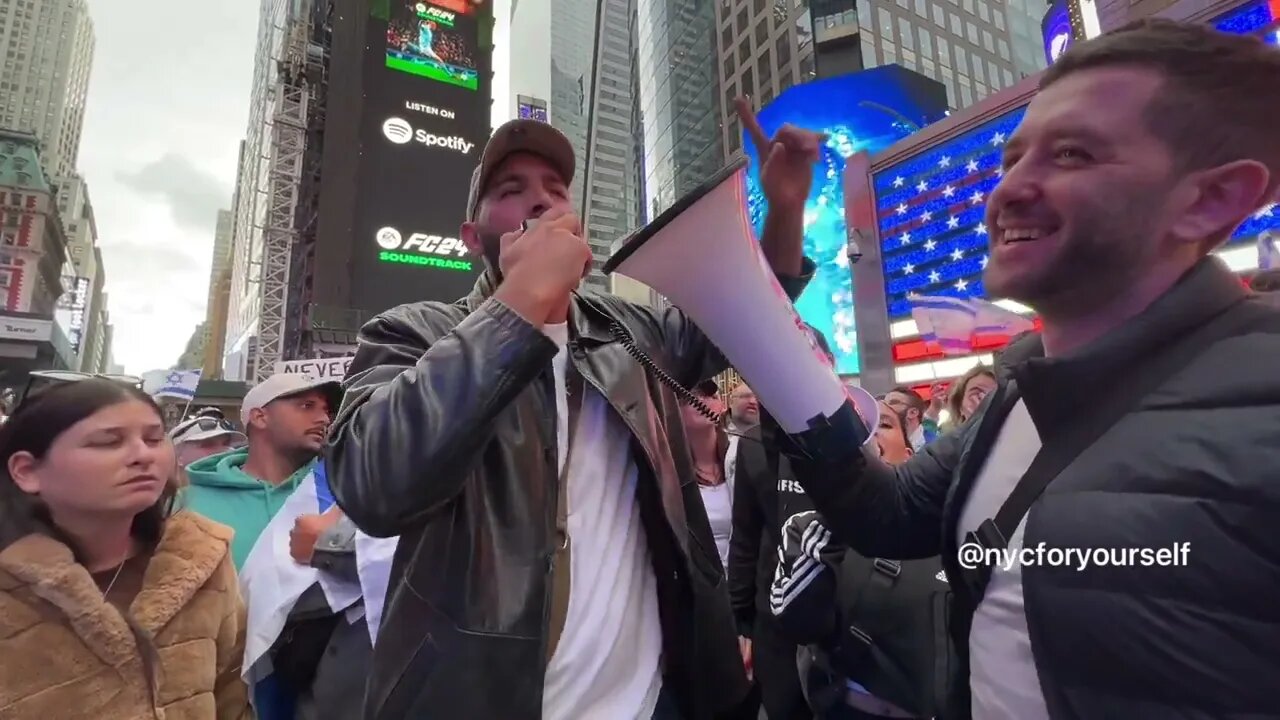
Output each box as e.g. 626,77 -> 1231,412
249,9 -> 313,383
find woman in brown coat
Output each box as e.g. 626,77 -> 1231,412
0,377 -> 251,720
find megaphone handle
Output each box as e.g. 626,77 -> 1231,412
610,321 -> 723,424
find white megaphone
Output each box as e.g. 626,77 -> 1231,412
603,157 -> 878,440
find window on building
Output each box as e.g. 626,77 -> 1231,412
755,18 -> 768,45
945,82 -> 957,107
988,59 -> 1001,86
994,8 -> 1005,30
738,7 -> 749,32
897,0 -> 909,9
960,83 -> 972,106
967,22 -> 978,44
932,4 -> 944,27
978,1 -> 989,21
739,41 -> 750,64
949,13 -> 961,35
914,0 -> 927,18
862,39 -> 877,65
899,18 -> 914,49
722,23 -> 733,51
880,7 -> 894,38
919,27 -> 933,57
923,57 -> 936,76
973,58 -> 985,83
962,0 -> 973,13
883,43 -> 897,63
742,66 -> 755,97
983,30 -> 994,52
902,48 -> 917,69
955,46 -> 967,72
1002,68 -> 1014,87
755,0 -> 767,13
758,53 -> 771,87
938,37 -> 951,66
998,38 -> 1009,60
859,1 -> 874,29
776,33 -> 791,65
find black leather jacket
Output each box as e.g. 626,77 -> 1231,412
328,265 -> 811,719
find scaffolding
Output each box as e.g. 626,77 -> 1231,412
250,11 -> 312,383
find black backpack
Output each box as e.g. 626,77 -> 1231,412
798,552 -> 955,718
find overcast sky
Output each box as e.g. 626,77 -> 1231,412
79,0 -> 511,375
78,0 -> 256,374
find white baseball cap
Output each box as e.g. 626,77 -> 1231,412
240,374 -> 344,427
169,415 -> 247,446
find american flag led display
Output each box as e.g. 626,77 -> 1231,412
874,106 -> 1280,321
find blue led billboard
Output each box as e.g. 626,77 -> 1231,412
1212,0 -> 1280,43
744,65 -> 948,374
873,104 -> 1280,322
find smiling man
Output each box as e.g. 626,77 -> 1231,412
774,19 -> 1280,720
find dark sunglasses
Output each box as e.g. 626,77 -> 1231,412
13,370 -> 144,410
171,416 -> 238,438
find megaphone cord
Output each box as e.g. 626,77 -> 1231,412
610,321 -> 725,424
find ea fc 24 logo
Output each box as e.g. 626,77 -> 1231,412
376,227 -> 473,272
382,117 -> 474,154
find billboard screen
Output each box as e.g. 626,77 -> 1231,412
872,104 -> 1280,324
350,0 -> 492,316
1211,0 -> 1280,44
55,275 -> 89,354
385,0 -> 485,90
1041,0 -> 1073,64
744,65 -> 948,374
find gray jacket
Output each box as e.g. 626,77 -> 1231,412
784,257 -> 1280,719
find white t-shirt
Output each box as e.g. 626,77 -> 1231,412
699,482 -> 733,570
540,323 -> 664,720
956,398 -> 1050,720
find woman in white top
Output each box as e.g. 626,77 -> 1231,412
680,380 -> 734,570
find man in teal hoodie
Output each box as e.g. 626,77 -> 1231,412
185,373 -> 343,568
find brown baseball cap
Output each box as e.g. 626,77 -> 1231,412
466,119 -> 577,221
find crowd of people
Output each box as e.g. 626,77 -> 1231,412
0,18 -> 1278,720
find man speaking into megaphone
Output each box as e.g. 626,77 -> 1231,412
326,110 -> 824,720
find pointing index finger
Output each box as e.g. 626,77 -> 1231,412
734,96 -> 771,157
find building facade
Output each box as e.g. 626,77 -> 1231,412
203,208 -> 233,374
715,0 -> 1049,157
0,130 -> 72,389
224,0 -> 302,381
635,0 -> 726,225
0,131 -> 66,317
0,0 -> 94,179
51,173 -> 107,370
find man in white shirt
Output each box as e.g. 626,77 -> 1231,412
329,101 -> 823,718
771,20 -> 1280,720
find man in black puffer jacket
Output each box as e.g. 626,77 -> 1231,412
775,20 -> 1280,720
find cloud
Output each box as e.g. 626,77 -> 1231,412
116,154 -> 231,233
75,0 -> 257,373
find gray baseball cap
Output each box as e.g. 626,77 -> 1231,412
466,119 -> 576,222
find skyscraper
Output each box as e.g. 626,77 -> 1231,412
0,0 -> 94,179
509,0 -> 620,290
635,0 -> 725,223
203,208 -> 233,376
583,0 -> 642,260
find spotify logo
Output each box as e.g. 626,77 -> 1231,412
382,117 -> 413,144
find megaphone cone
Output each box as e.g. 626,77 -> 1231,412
605,158 -> 869,439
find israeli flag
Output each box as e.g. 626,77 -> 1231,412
152,369 -> 202,400
910,294 -> 1035,356
239,466 -> 362,694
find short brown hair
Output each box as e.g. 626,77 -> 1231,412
1041,19 -> 1280,191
